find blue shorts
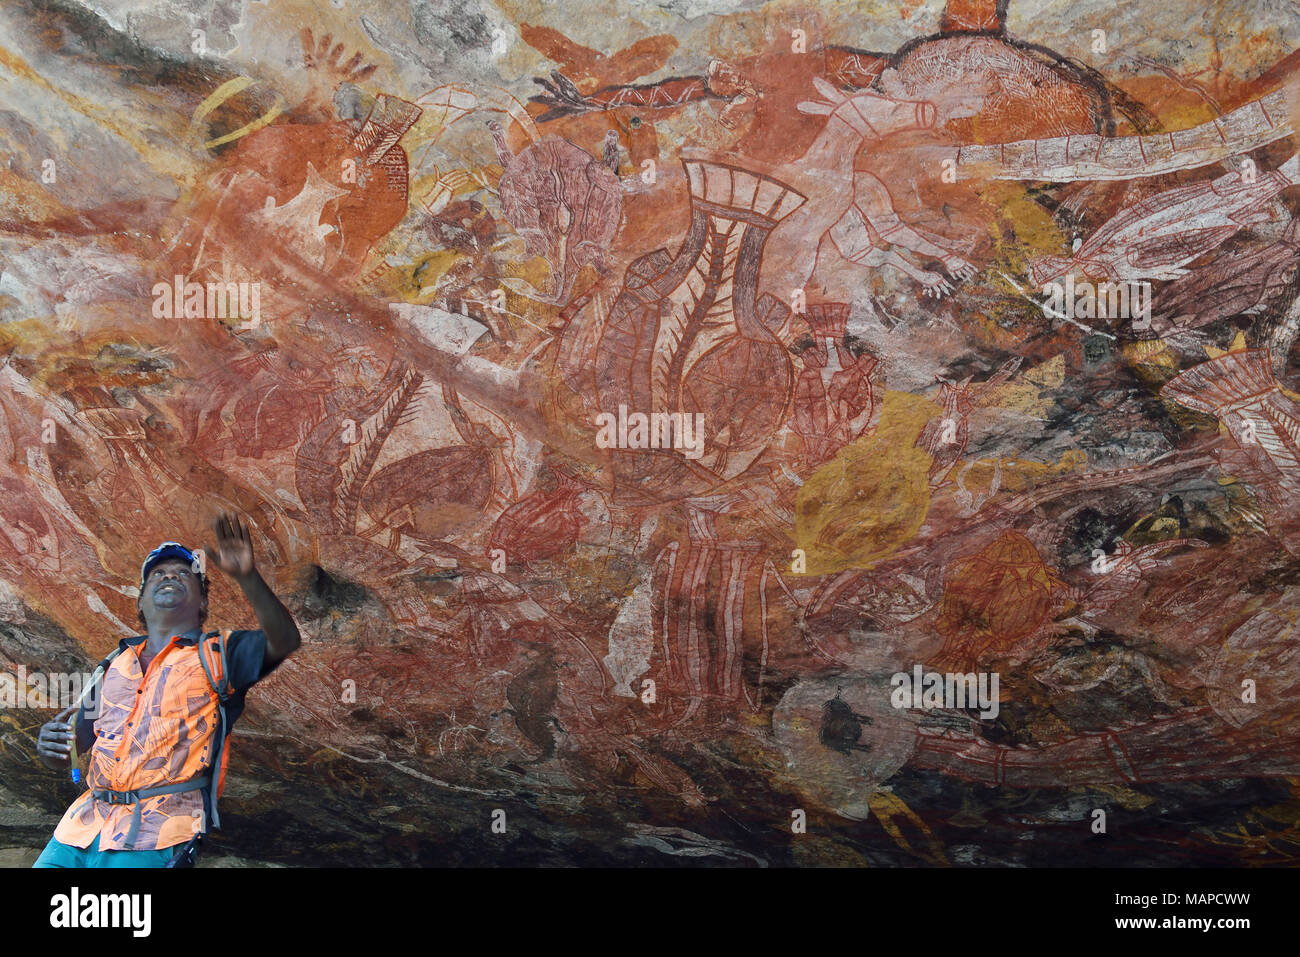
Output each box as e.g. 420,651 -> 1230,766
32,834 -> 176,868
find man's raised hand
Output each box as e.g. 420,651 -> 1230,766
208,512 -> 256,581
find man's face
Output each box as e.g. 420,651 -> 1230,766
138,558 -> 206,628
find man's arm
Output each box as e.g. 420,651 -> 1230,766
210,512 -> 301,671
233,568 -> 301,671
35,703 -> 93,772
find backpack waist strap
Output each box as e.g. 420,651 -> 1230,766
92,776 -> 210,850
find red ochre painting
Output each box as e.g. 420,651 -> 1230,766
1,0 -> 1300,866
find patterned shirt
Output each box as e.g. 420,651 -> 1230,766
53,627 -> 270,851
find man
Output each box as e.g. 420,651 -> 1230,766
32,512 -> 301,867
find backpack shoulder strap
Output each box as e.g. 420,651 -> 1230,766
68,645 -> 128,783
197,629 -> 233,702
195,629 -> 236,832
73,645 -> 128,717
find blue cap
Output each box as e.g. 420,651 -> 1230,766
140,542 -> 205,590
